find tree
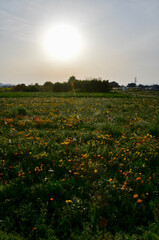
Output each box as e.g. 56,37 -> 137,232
127,83 -> 136,88
14,84 -> 26,91
53,82 -> 62,92
43,81 -> 54,91
110,81 -> 120,88
68,76 -> 76,82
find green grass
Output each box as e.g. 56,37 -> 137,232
0,230 -> 25,240
0,91 -> 131,98
0,94 -> 159,239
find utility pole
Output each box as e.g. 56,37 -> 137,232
134,77 -> 137,85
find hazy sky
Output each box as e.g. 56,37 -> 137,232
0,0 -> 159,85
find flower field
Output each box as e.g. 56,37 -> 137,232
0,94 -> 159,240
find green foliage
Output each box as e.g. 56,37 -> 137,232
149,114 -> 159,137
0,94 -> 159,239
6,106 -> 30,117
12,78 -> 113,93
0,91 -> 130,98
0,229 -> 24,240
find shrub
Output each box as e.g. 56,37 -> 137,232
6,106 -> 30,117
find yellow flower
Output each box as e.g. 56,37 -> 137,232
65,200 -> 72,204
94,169 -> 98,173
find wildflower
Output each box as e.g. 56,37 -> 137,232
94,169 -> 98,173
97,195 -> 102,200
133,194 -> 138,198
136,177 -> 141,181
137,199 -> 143,203
32,227 -> 37,231
109,178 -> 113,182
50,198 -> 54,201
65,200 -> 72,204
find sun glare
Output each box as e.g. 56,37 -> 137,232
42,23 -> 83,62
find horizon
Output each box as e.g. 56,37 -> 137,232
1,78 -> 159,88
0,0 -> 159,86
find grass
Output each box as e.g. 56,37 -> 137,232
0,93 -> 159,239
0,91 -> 131,98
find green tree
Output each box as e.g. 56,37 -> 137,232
68,76 -> 76,82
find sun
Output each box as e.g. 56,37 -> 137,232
42,23 -> 83,62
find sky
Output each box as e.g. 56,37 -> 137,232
0,0 -> 159,86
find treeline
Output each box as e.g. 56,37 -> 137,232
13,76 -> 112,92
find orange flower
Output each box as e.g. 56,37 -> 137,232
136,177 -> 141,181
50,198 -> 54,201
32,227 -> 37,231
109,178 -> 113,182
137,199 -> 143,203
133,194 -> 138,198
